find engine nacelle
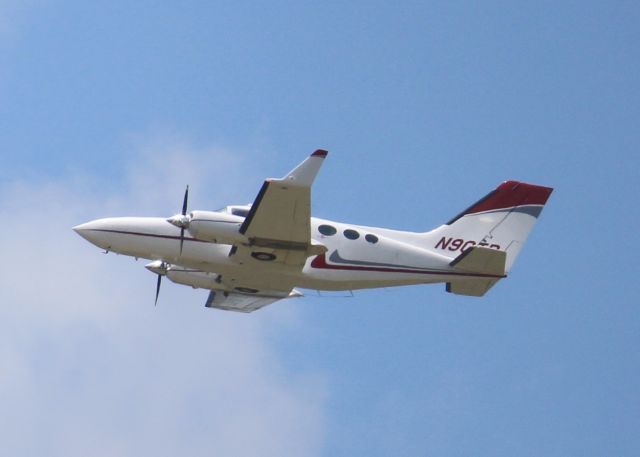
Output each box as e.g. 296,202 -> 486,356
166,269 -> 222,289
187,210 -> 248,245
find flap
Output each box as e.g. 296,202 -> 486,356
204,289 -> 302,313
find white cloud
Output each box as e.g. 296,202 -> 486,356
117,133 -> 261,215
0,141 -> 326,456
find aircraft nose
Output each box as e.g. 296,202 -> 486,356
73,220 -> 96,237
72,219 -> 111,248
73,221 -> 90,234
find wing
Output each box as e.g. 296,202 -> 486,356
204,289 -> 303,313
230,150 -> 329,269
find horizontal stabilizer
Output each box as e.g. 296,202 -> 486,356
447,247 -> 507,297
450,246 -> 506,275
446,280 -> 499,297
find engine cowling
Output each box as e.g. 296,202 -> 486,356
166,269 -> 222,289
187,210 -> 248,245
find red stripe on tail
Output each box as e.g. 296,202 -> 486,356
447,181 -> 553,224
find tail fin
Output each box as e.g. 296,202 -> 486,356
424,181 -> 553,272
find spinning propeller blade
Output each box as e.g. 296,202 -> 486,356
179,185 -> 189,255
182,185 -> 189,216
155,273 -> 162,306
146,260 -> 168,306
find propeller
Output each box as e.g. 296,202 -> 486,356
167,185 -> 190,255
145,261 -> 169,306
179,185 -> 189,255
155,274 -> 162,306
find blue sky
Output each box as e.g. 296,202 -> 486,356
1,1 -> 639,456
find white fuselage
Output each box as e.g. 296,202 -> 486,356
73,213 -> 466,293
73,153 -> 550,310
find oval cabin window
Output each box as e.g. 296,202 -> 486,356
343,229 -> 360,240
365,234 -> 379,244
318,224 -> 337,236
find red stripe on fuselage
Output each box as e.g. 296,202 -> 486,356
89,229 -> 209,243
310,254 -> 505,279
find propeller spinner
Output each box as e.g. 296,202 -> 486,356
145,260 -> 169,305
166,185 -> 190,255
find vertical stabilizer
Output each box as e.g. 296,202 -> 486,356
423,181 -> 553,272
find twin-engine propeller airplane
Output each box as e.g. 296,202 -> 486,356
74,150 -> 553,313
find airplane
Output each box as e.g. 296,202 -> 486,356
73,150 -> 553,313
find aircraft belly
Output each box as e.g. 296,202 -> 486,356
300,235 -> 454,291
299,258 -> 452,290
178,253 -> 301,292
91,220 -> 456,293
89,219 -> 302,291
295,273 -> 443,291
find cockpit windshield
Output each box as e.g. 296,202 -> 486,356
215,205 -> 251,217
231,207 -> 249,217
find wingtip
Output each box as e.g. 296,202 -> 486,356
311,149 -> 328,158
